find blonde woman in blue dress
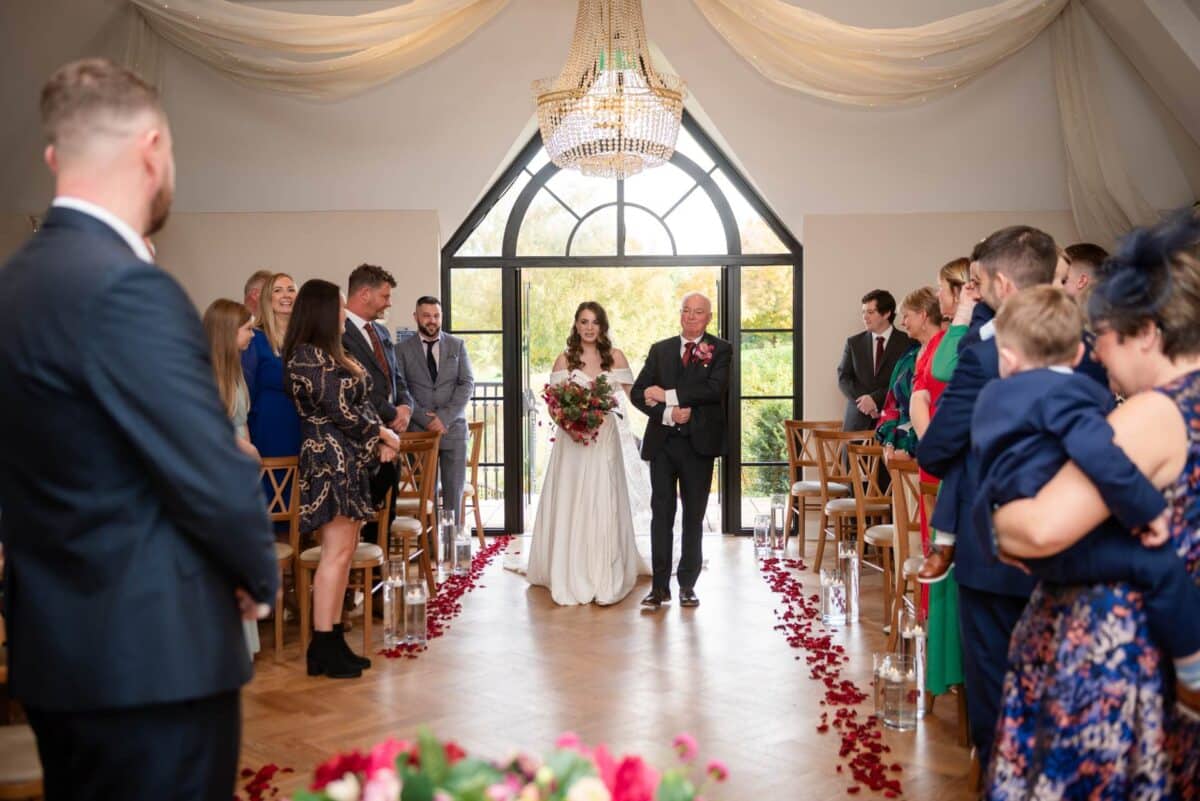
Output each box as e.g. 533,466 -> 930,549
525,302 -> 651,606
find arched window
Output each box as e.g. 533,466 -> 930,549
443,112 -> 802,534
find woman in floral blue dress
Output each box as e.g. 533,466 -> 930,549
988,211 -> 1200,800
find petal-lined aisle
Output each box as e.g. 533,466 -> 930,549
238,536 -> 970,799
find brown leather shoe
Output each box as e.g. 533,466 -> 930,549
917,546 -> 955,584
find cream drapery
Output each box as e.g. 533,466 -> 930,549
690,0 -> 1068,107
126,0 -> 509,100
124,0 -> 1179,246
690,0 -> 1170,245
1052,0 -> 1159,244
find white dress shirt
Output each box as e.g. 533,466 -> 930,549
51,197 -> 153,263
421,334 -> 441,369
663,334 -> 705,427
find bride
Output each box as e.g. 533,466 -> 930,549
524,301 -> 651,606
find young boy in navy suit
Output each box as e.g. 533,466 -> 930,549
922,285 -> 1200,707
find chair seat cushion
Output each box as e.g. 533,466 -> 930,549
825,498 -> 889,514
864,524 -> 895,545
462,483 -> 475,497
395,497 -> 435,514
390,516 -> 423,534
300,542 -> 384,565
0,724 -> 42,784
273,542 -> 293,562
792,480 -> 849,496
902,556 -> 925,577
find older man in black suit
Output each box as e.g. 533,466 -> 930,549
837,289 -> 913,432
0,59 -> 278,801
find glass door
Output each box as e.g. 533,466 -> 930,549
519,265 -> 722,532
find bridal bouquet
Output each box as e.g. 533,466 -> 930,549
543,374 -> 618,446
293,730 -> 728,801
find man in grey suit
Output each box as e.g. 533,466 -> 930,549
836,289 -> 913,431
394,296 -> 475,522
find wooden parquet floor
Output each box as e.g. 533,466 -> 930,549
242,535 -> 972,799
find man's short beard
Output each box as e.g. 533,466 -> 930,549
146,184 -> 172,236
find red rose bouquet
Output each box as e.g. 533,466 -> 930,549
543,373 -> 619,446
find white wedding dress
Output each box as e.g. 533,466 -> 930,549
523,368 -> 652,606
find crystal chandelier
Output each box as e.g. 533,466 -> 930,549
533,0 -> 685,180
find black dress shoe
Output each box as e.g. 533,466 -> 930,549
641,588 -> 670,607
679,589 -> 699,607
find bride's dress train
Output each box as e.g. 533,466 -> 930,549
521,368 -> 651,606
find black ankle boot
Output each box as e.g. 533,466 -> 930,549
306,630 -> 362,679
333,623 -> 372,670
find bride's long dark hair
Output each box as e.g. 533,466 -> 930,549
565,301 -> 614,372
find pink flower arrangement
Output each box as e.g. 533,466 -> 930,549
692,342 -> 714,367
293,731 -> 727,801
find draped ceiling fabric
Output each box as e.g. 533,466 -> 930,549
126,0 -> 509,100
1051,0 -> 1158,246
691,0 -> 1068,107
124,0 -> 1189,245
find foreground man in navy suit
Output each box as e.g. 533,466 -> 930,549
0,59 -> 278,800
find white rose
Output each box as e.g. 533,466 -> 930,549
326,772 -> 362,801
565,777 -> 611,801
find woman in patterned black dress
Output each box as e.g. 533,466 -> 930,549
989,211 -> 1200,800
284,279 -> 399,679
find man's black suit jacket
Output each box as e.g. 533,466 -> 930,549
0,206 -> 278,711
836,328 -> 914,431
342,318 -> 412,426
631,333 -> 732,460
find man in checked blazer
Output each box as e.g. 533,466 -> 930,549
394,296 -> 475,523
343,264 -> 413,539
836,289 -> 914,432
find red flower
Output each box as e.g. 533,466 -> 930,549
445,741 -> 466,764
594,746 -> 660,801
311,751 -> 369,790
705,759 -> 728,782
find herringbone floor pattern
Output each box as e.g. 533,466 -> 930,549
242,534 -> 971,799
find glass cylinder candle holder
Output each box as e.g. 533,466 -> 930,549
819,568 -> 847,626
837,541 -> 860,624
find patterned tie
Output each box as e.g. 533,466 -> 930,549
425,340 -> 438,382
682,340 -> 697,367
364,322 -> 391,380
873,335 -> 885,376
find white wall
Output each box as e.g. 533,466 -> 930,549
0,0 -> 1191,233
0,0 -> 1191,414
802,210 -> 1080,422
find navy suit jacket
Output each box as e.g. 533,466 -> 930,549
0,206 -> 278,710
971,369 -> 1164,546
917,318 -> 1035,597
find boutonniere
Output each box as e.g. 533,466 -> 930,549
694,341 -> 714,366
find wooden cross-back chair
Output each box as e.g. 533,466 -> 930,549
296,488 -> 389,659
390,431 -> 441,594
885,456 -> 924,650
847,442 -> 895,626
259,457 -> 300,661
460,420 -> 486,547
782,420 -> 846,557
812,429 -> 876,572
